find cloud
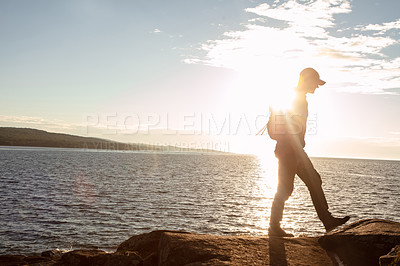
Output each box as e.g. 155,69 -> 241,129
357,18 -> 400,34
246,0 -> 351,33
185,0 -> 400,94
153,28 -> 162,33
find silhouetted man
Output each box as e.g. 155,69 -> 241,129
267,68 -> 350,237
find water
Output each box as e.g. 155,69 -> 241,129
0,146 -> 399,255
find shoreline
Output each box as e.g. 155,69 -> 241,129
1,219 -> 399,265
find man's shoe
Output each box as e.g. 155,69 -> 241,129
324,216 -> 350,232
268,226 -> 294,237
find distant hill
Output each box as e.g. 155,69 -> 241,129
0,127 -> 219,153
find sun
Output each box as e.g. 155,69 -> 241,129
267,87 -> 295,112
224,67 -> 297,115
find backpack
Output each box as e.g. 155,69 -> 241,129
266,109 -> 289,141
258,108 -> 302,142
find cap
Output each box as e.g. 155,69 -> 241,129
300,68 -> 326,85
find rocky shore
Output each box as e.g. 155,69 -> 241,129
1,219 -> 399,266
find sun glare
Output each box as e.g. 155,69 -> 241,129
268,87 -> 295,112
227,67 -> 297,115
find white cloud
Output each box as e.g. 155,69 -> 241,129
358,18 -> 400,34
153,28 -> 162,33
186,0 -> 400,94
246,0 -> 351,33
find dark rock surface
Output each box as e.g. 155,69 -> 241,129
117,230 -> 188,261
119,230 -> 333,265
54,249 -> 143,266
41,249 -> 64,258
1,219 -> 399,265
0,254 -> 57,266
319,219 -> 400,266
380,245 -> 400,266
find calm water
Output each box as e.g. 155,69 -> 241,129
0,146 -> 399,255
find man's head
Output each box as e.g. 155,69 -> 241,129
297,68 -> 326,94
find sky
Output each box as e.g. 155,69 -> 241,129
1,0 -> 399,160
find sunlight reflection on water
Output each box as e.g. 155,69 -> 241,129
0,147 -> 399,254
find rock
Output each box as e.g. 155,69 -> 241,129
97,251 -> 143,266
55,249 -> 143,266
0,254 -> 56,266
24,255 -> 55,265
3,219 -> 400,265
0,255 -> 26,266
319,219 -> 400,266
55,249 -> 107,265
117,230 -> 189,262
158,232 -> 231,265
158,231 -> 333,265
41,249 -> 64,258
380,245 -> 400,266
117,230 -> 332,265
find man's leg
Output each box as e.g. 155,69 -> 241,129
296,149 -> 349,232
269,151 -> 297,236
